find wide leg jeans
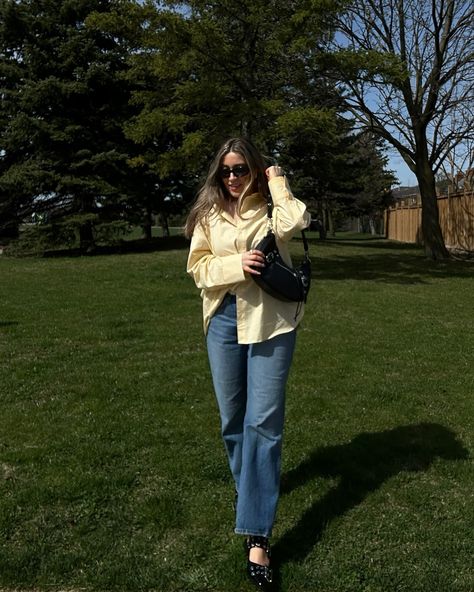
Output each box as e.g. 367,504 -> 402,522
206,294 -> 296,537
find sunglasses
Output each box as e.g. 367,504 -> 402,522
219,165 -> 250,178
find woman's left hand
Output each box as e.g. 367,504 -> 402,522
265,165 -> 285,179
242,249 -> 265,275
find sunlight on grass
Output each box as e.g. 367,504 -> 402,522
0,237 -> 473,591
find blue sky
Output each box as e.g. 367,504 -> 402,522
387,151 -> 417,187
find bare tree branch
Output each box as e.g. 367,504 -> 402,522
329,0 -> 474,258
331,0 -> 474,171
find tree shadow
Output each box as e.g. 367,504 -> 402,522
315,238 -> 420,250
293,237 -> 474,283
42,235 -> 190,258
272,423 -> 469,578
0,321 -> 19,328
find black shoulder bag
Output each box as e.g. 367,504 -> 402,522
251,195 -> 311,303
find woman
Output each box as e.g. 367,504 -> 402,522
186,137 -> 310,590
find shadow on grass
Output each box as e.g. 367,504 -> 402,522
295,237 -> 474,283
0,321 -> 19,328
273,423 -> 469,576
42,235 -> 190,257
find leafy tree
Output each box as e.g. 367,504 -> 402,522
0,0 -> 399,251
126,0 -> 345,180
276,105 -> 348,236
329,0 -> 474,258
145,0 -> 396,232
276,107 -> 395,237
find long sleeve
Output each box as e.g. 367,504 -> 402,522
187,221 -> 246,290
269,176 -> 311,242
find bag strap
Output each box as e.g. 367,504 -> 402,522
265,194 -> 310,262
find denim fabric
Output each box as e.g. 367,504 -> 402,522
206,294 -> 296,537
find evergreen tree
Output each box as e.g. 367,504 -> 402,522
0,0 -> 398,249
0,0 -> 139,249
335,133 -> 396,234
126,0 -> 344,178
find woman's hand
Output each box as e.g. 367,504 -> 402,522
242,249 -> 265,275
265,165 -> 285,180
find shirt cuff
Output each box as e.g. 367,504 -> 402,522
222,253 -> 245,284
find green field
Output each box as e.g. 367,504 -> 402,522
0,235 -> 473,591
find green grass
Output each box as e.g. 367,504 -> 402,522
0,234 -> 473,591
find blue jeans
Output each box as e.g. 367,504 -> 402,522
206,294 -> 296,537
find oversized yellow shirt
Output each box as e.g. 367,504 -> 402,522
187,175 -> 311,344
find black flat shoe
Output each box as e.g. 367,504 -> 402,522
244,536 -> 273,591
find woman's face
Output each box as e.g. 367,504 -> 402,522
220,151 -> 251,199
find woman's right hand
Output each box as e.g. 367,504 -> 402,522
265,165 -> 285,179
242,249 -> 265,275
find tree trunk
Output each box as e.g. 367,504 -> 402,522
78,195 -> 95,253
142,208 -> 153,241
0,218 -> 19,241
79,219 -> 94,253
368,216 -> 378,235
160,212 -> 170,237
143,223 -> 152,241
415,155 -> 450,259
317,201 -> 327,240
326,203 -> 335,237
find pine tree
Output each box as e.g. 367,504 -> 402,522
0,0 -> 138,249
126,0 -> 344,175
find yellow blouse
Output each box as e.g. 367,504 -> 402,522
187,175 -> 311,344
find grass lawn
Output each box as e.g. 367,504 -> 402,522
0,234 -> 473,591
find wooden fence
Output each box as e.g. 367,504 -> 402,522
385,191 -> 474,251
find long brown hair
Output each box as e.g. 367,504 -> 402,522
184,137 -> 269,238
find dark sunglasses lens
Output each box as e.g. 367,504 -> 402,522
234,165 -> 249,177
220,165 -> 249,178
